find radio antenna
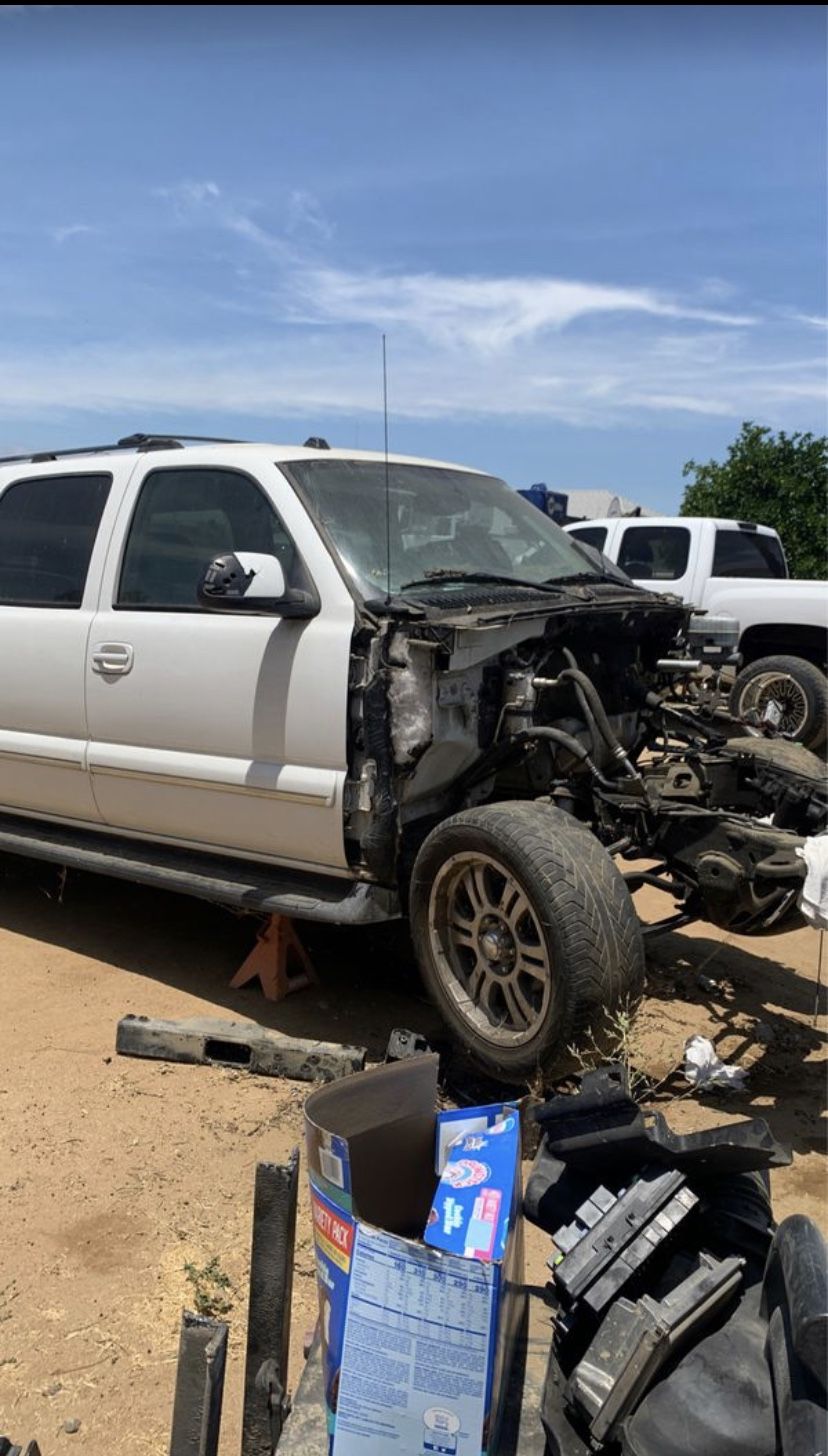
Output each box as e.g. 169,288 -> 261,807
382,333 -> 392,604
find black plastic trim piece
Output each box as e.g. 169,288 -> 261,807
169,1313 -> 228,1456
0,811 -> 399,924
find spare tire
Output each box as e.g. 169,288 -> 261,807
409,801 -> 644,1083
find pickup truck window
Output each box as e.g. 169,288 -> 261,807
118,467 -> 297,609
0,472 -> 111,607
712,529 -> 787,579
568,525 -> 608,552
617,525 -> 690,581
285,459 -> 598,596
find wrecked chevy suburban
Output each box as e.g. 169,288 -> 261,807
0,434 -> 824,1079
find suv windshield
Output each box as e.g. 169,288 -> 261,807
285,460 -> 599,597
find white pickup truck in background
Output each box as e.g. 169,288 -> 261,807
564,515 -> 828,753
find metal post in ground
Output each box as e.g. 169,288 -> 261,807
169,1311 -> 229,1456
240,1152 -> 300,1455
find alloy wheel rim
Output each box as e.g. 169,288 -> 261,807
428,851 -> 552,1048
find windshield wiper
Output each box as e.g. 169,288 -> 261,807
400,569 -> 566,595
546,570 -> 632,587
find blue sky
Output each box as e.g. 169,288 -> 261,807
0,4 -> 825,509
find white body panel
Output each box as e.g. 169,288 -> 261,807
700,575 -> 828,635
84,451 -> 355,870
565,515 -> 828,640
0,440 -> 489,873
0,458 -> 131,820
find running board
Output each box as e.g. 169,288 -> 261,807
0,812 -> 398,925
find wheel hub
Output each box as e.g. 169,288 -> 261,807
479,916 -> 516,973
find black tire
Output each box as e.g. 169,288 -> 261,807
409,802 -> 644,1083
731,655 -> 828,754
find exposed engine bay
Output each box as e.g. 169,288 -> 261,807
346,581 -> 827,937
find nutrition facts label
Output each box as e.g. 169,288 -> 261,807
332,1225 -> 496,1456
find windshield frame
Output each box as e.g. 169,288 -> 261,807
280,457 -> 602,606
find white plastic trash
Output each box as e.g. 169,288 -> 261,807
683,1034 -> 747,1091
796,833 -> 828,932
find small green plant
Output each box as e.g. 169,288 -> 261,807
568,999 -> 694,1107
567,1001 -> 651,1102
184,1257 -> 234,1318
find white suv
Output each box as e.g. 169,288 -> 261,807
0,433 -> 822,1080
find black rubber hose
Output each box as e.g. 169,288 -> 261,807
559,652 -> 641,780
559,654 -> 626,758
460,726 -> 618,793
524,727 -> 619,790
557,660 -> 601,761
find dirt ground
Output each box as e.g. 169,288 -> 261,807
0,859 -> 825,1453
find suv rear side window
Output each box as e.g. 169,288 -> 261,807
118,467 -> 298,608
712,529 -> 787,578
569,525 -> 608,552
618,525 -> 690,581
0,472 -> 111,607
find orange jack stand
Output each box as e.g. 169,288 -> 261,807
230,914 -> 316,1002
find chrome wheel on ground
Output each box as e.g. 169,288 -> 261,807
428,851 -> 552,1048
731,654 -> 828,754
734,670 -> 808,737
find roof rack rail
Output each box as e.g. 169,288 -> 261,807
0,432 -> 246,467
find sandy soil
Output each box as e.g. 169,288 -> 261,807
0,858 -> 825,1452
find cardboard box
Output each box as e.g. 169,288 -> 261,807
305,1055 -> 524,1456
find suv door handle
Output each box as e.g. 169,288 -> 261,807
91,642 -> 134,675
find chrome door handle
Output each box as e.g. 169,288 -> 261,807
91,642 -> 134,675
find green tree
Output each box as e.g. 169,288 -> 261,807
680,422 -> 828,579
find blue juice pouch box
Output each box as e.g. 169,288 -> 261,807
424,1106 -> 520,1263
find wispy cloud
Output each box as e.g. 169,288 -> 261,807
791,313 -> 828,331
158,181 -> 754,346
0,323 -> 821,431
51,223 -> 96,244
154,179 -> 222,223
156,178 -> 294,259
156,179 -> 221,206
286,189 -> 335,242
2,181 -> 822,435
154,181 -> 754,348
288,267 -> 756,352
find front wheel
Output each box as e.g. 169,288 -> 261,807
409,802 -> 644,1083
731,654 -> 828,754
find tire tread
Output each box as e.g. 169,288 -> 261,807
410,802 -> 643,1080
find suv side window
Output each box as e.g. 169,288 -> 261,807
0,472 -> 111,607
118,467 -> 298,608
618,525 -> 690,581
569,525 -> 608,552
712,529 -> 787,579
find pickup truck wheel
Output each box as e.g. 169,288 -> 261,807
409,802 -> 644,1083
731,655 -> 828,754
